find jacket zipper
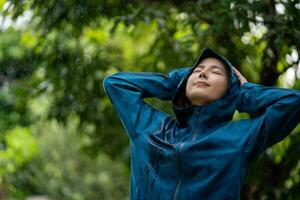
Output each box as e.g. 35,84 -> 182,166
191,109 -> 201,142
172,142 -> 185,200
191,109 -> 200,142
172,108 -> 200,200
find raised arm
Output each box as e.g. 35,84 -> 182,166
102,67 -> 191,140
234,68 -> 300,160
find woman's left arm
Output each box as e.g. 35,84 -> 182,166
234,67 -> 300,157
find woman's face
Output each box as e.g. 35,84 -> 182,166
185,57 -> 229,105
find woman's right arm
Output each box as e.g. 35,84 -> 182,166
102,67 -> 191,140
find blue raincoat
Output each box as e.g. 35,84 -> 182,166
103,48 -> 300,200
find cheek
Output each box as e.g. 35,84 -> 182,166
213,78 -> 228,92
186,76 -> 195,90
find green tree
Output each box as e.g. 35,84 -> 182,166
1,0 -> 299,199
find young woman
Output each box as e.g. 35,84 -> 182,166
103,48 -> 300,200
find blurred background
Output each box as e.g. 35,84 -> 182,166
0,0 -> 299,199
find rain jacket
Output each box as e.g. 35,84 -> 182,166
103,48 -> 300,200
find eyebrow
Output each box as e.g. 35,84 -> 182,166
194,64 -> 225,72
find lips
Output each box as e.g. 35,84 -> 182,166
194,81 -> 210,87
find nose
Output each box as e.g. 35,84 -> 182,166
198,69 -> 208,78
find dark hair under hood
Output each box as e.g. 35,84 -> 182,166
171,48 -> 241,128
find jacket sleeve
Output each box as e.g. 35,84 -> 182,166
102,67 -> 191,140
237,82 -> 300,159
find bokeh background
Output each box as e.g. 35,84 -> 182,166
0,0 -> 300,199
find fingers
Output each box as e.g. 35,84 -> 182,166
232,66 -> 248,86
232,66 -> 241,75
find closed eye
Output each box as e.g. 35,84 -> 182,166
193,69 -> 223,75
193,69 -> 202,73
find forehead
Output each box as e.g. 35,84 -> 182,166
195,57 -> 226,71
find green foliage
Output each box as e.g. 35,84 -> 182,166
4,115 -> 129,200
0,0 -> 299,199
0,127 -> 38,199
31,116 -> 129,200
0,127 -> 38,180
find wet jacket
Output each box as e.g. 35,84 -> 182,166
103,48 -> 300,200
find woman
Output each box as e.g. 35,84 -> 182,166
103,48 -> 300,200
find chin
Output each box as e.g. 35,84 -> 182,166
189,96 -> 210,105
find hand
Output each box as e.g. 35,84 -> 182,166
232,66 -> 248,86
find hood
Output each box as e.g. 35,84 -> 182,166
171,48 -> 241,128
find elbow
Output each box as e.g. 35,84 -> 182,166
287,91 -> 300,106
296,91 -> 300,104
103,74 -> 116,93
102,76 -> 112,92
102,72 -> 122,91
292,89 -> 300,101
